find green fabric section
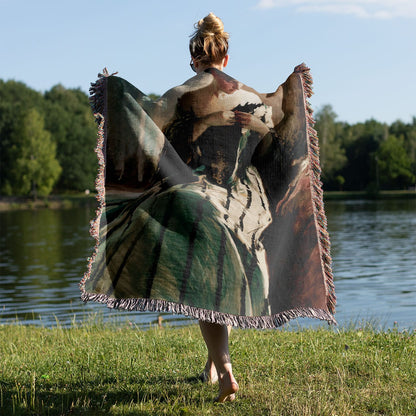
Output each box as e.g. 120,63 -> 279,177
87,185 -> 266,316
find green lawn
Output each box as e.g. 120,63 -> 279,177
1,321 -> 415,415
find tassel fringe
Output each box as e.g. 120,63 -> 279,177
79,69 -> 111,294
81,291 -> 337,328
295,63 -> 336,315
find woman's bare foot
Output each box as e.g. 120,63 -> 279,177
198,322 -> 236,402
200,357 -> 218,384
215,371 -> 239,403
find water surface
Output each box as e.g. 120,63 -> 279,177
0,198 -> 415,329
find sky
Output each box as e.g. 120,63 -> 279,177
1,0 -> 415,125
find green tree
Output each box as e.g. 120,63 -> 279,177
376,135 -> 415,189
44,85 -> 97,191
341,119 -> 388,191
147,93 -> 161,101
389,118 -> 416,181
314,105 -> 347,188
0,102 -> 19,194
0,80 -> 45,194
0,79 -> 44,109
10,108 -> 61,197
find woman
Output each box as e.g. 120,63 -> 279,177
187,14 -> 253,401
81,13 -> 336,404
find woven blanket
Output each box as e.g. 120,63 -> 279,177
80,64 -> 336,328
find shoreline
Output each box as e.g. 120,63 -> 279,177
0,190 -> 415,211
323,190 -> 416,200
0,194 -> 97,211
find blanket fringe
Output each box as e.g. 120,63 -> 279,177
81,291 -> 337,329
295,63 -> 336,315
79,69 -> 111,293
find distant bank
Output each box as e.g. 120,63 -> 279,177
0,190 -> 415,211
323,190 -> 416,200
0,194 -> 96,211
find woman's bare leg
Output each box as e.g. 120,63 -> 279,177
201,354 -> 218,383
201,326 -> 232,384
199,321 -> 239,402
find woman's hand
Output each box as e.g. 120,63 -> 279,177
201,111 -> 236,127
234,111 -> 269,136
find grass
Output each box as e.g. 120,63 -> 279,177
0,320 -> 415,415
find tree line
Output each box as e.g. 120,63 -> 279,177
0,80 -> 415,197
0,80 -> 97,197
315,105 -> 415,191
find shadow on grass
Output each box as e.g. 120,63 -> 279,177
1,374 -> 210,416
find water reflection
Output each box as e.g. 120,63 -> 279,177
0,198 -> 415,329
323,199 -> 416,329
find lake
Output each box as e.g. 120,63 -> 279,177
0,198 -> 415,330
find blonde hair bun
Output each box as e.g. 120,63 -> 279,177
196,12 -> 228,38
189,13 -> 229,65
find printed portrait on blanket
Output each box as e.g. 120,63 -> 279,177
81,65 -> 335,328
